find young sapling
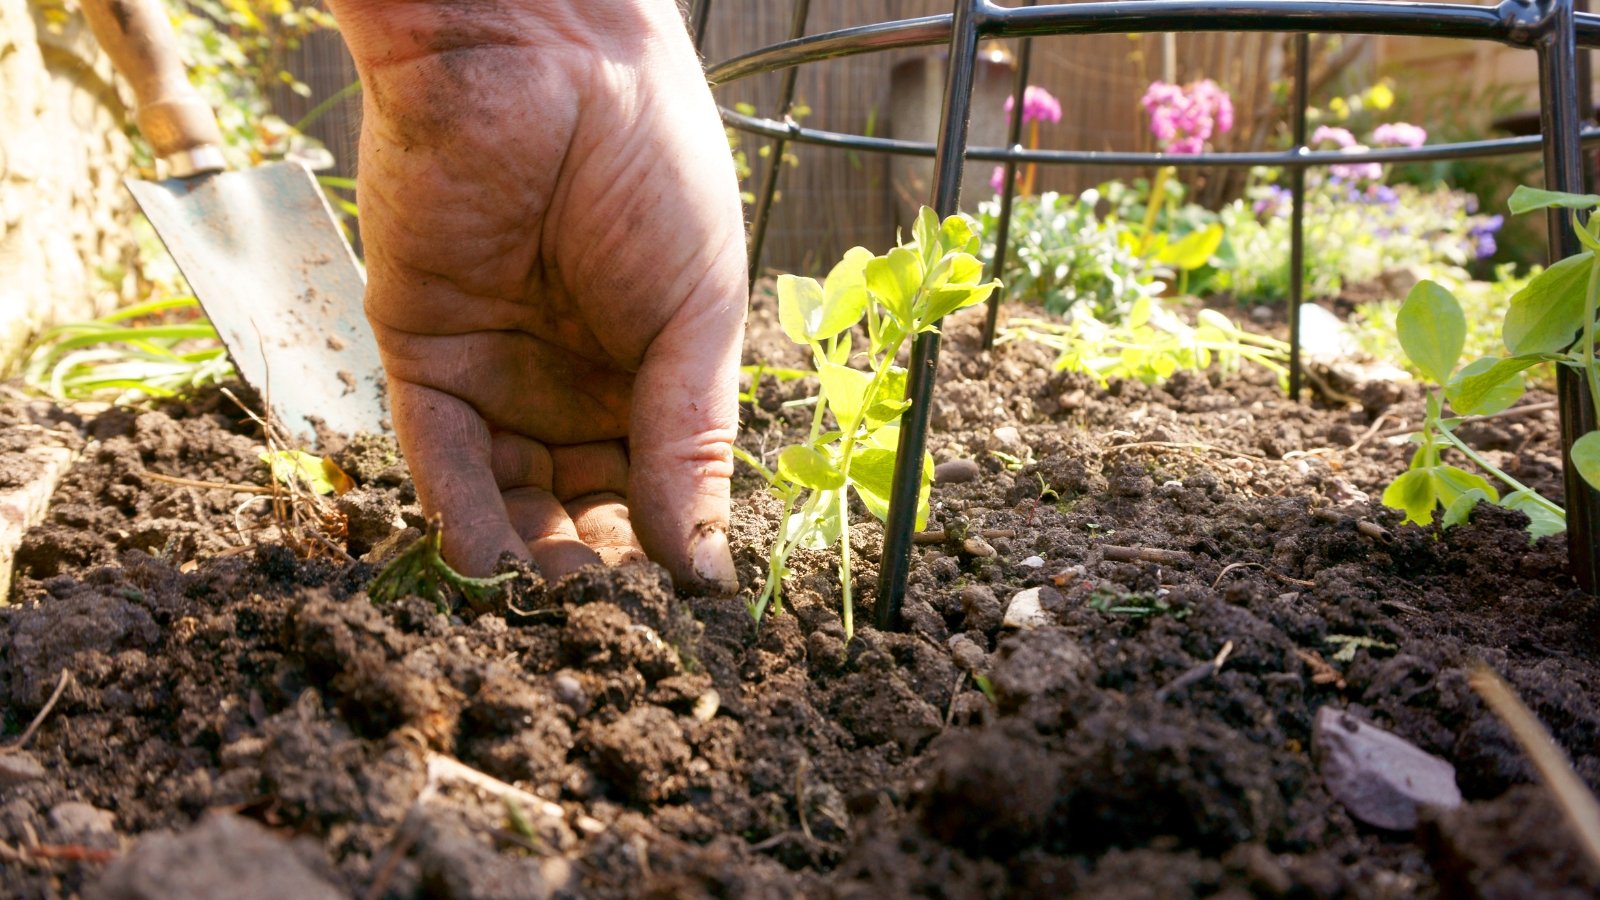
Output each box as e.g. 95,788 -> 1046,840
734,208 -> 999,638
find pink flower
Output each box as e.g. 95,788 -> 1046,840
1311,126 -> 1357,149
1140,79 -> 1233,153
1372,122 -> 1427,148
1330,151 -> 1382,182
1005,86 -> 1063,125
1167,136 -> 1205,155
990,165 -> 1009,194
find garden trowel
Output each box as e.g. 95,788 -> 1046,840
81,0 -> 385,441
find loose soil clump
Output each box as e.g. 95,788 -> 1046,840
3,299 -> 1599,897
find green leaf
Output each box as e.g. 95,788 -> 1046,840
777,445 -> 845,491
1382,468 -> 1437,526
1508,185 -> 1600,215
817,247 -> 873,340
776,274 -> 826,344
1572,431 -> 1600,491
939,214 -> 981,257
913,207 -> 941,263
1155,224 -> 1225,272
1573,211 -> 1600,253
1445,356 -> 1536,416
1502,489 -> 1566,539
1396,280 -> 1466,384
1434,464 -> 1499,507
818,362 -> 871,428
1442,488 -> 1489,530
866,247 -> 923,328
863,366 -> 911,430
919,280 -> 1000,328
1503,252 -> 1591,355
849,448 -> 933,529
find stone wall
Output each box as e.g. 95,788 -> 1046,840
0,0 -> 137,370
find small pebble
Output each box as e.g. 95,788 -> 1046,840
0,752 -> 46,786
960,585 -> 1003,632
1003,587 -> 1052,630
988,426 -> 1024,452
934,458 -> 982,485
961,537 -> 996,558
692,689 -> 721,722
1019,555 -> 1045,568
49,801 -> 116,842
553,672 -> 587,712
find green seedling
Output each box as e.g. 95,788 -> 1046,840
1381,273 -> 1567,538
369,518 -> 515,614
1326,634 -> 1398,663
733,207 -> 999,638
21,296 -> 234,402
1000,297 -> 1288,388
1088,587 -> 1188,619
738,363 -> 812,405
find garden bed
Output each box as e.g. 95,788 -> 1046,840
1,295 -> 1597,898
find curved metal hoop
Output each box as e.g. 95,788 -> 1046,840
702,0 -> 1600,620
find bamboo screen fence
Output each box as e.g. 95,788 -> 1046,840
276,3 -> 1378,273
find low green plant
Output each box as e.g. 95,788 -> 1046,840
1349,264 -> 1539,383
369,519 -> 516,614
999,297 -> 1288,387
734,208 -> 999,638
1380,276 -> 1566,539
978,189 -> 1161,320
21,297 -> 234,402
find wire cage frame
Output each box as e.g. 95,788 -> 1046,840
699,0 -> 1600,627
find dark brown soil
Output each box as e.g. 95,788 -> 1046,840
3,295 -> 1599,898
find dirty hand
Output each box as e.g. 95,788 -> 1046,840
329,1 -> 746,590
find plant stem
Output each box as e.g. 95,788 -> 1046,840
1438,425 -> 1566,518
837,489 -> 853,639
1583,250 -> 1600,424
1139,166 -> 1175,255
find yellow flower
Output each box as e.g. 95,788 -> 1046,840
1329,96 -> 1350,120
1368,82 -> 1396,111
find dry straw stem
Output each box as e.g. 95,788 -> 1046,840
220,388 -> 350,561
1469,666 -> 1600,872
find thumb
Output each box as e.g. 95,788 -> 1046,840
628,296 -> 745,594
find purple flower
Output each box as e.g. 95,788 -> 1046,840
1005,86 -> 1062,125
1252,184 -> 1292,217
1311,126 -> 1356,149
1469,214 -> 1505,259
1366,184 -> 1399,207
1371,122 -> 1427,148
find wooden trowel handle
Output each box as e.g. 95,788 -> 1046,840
81,0 -> 226,177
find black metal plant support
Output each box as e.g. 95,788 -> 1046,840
704,0 -> 1600,618
748,0 -> 813,291
981,0 -> 1037,349
876,0 -> 984,629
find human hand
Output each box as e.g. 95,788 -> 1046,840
329,0 -> 746,591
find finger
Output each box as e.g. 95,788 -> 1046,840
628,259 -> 746,594
550,442 -> 629,502
503,486 -> 601,580
567,493 -> 646,566
387,378 -> 525,577
489,432 -> 554,491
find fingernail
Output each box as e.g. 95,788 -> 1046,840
689,524 -> 737,594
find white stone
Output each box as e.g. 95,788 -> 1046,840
1003,587 -> 1052,630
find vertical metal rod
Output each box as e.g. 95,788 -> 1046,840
747,0 -> 813,292
690,0 -> 712,52
876,0 -> 983,631
1536,0 -> 1600,592
1288,33 -> 1310,402
982,3 -> 1036,348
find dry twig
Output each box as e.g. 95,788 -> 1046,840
1470,667 -> 1600,872
1,670 -> 71,754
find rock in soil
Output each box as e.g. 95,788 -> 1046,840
88,812 -> 342,900
1315,705 -> 1463,831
